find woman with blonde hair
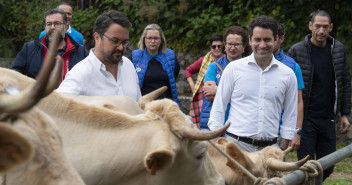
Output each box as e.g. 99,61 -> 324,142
129,24 -> 180,104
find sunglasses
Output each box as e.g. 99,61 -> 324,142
211,45 -> 222,49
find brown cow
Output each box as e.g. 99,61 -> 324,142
208,138 -> 309,185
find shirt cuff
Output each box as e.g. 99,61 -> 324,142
279,125 -> 296,140
208,118 -> 223,131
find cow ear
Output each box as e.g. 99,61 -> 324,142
0,124 -> 33,173
144,148 -> 174,176
224,141 -> 254,170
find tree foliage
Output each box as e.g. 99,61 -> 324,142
1,0 -> 352,64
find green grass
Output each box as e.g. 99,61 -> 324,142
334,162 -> 352,173
285,144 -> 352,185
323,178 -> 352,185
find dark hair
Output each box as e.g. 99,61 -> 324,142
310,10 -> 332,23
209,34 -> 223,45
223,26 -> 251,57
43,8 -> 67,25
248,15 -> 278,40
93,10 -> 132,35
277,22 -> 284,37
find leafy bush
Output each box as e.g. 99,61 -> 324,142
1,0 -> 352,71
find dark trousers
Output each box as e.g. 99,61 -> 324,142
297,116 -> 336,180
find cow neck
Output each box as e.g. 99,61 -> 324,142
38,93 -> 146,129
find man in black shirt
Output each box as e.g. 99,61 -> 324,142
288,10 -> 351,181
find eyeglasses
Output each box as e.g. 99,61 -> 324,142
145,36 -> 161,41
45,21 -> 64,28
211,45 -> 222,49
226,42 -> 243,48
102,34 -> 130,47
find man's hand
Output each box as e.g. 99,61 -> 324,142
279,138 -> 290,150
288,135 -> 300,151
340,116 -> 350,132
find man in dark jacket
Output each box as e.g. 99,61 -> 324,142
288,10 -> 351,181
11,8 -> 88,82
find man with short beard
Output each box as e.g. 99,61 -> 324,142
57,10 -> 141,101
288,10 -> 351,181
11,8 -> 88,82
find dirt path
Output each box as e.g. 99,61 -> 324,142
329,171 -> 352,180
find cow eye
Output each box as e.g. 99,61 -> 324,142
0,114 -> 18,124
196,154 -> 205,160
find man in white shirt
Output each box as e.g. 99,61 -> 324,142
57,10 -> 141,101
208,15 -> 298,152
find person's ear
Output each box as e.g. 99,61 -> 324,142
309,21 -> 313,31
93,32 -> 101,43
329,23 -> 333,33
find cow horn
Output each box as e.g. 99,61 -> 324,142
43,56 -> 63,96
177,122 -> 231,140
266,155 -> 310,171
0,30 -> 61,113
282,146 -> 293,160
138,86 -> 168,110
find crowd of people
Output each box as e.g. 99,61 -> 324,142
9,3 -> 351,182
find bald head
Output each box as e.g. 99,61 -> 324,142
58,4 -> 73,25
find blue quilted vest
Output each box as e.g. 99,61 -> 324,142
274,49 -> 296,128
199,56 -> 231,129
132,48 -> 179,104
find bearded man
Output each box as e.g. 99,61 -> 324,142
56,10 -> 141,101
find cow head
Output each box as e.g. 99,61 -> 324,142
142,99 -> 228,185
0,31 -> 85,185
208,138 -> 309,185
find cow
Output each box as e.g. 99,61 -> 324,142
62,94 -> 143,115
0,30 -> 85,185
208,137 -> 310,185
0,68 -> 229,185
68,95 -> 312,185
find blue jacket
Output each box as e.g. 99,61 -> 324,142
274,49 -> 297,127
39,26 -> 84,46
199,56 -> 230,129
132,48 -> 179,104
11,35 -> 88,79
274,49 -> 296,71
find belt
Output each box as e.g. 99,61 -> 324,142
225,131 -> 277,147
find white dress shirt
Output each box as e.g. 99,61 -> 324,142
208,53 -> 297,140
57,49 -> 142,101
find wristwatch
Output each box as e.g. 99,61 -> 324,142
296,128 -> 303,135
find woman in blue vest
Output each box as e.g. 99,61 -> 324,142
129,24 -> 180,104
199,26 -> 251,130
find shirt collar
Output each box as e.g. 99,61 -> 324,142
89,49 -> 106,71
90,49 -> 124,71
66,25 -> 72,34
247,53 -> 279,69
